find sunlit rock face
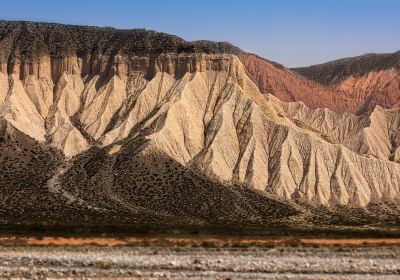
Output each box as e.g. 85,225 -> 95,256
293,52 -> 400,114
1,21 -> 400,227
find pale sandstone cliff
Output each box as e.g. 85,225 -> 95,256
1,21 -> 400,227
2,49 -> 400,209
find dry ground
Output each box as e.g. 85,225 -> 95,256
0,237 -> 400,279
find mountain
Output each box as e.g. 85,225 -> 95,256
293,52 -> 400,113
238,53 -> 359,112
1,20 -> 400,230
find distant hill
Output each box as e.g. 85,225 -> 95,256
292,51 -> 400,113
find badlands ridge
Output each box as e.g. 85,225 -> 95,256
1,21 -> 400,227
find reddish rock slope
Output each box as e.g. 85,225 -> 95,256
293,52 -> 400,114
238,53 -> 360,112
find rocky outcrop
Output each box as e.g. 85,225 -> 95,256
273,96 -> 400,162
2,49 -> 400,208
0,74 -> 46,141
238,53 -> 361,112
293,51 -> 400,114
2,21 -> 400,227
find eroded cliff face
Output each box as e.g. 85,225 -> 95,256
2,49 -> 400,211
2,21 -> 400,227
0,51 -> 241,155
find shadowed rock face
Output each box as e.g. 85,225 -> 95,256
0,20 -> 240,81
294,52 -> 400,85
0,20 -> 241,59
1,21 -> 400,228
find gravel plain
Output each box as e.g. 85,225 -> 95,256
0,244 -> 399,279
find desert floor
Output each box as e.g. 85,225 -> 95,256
0,237 -> 400,279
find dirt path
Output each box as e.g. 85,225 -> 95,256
46,161 -> 106,212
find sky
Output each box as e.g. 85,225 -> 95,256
0,0 -> 399,67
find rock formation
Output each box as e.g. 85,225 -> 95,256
293,52 -> 400,114
238,53 -> 356,112
1,21 -> 400,228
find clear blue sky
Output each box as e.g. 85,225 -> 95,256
1,0 -> 399,67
